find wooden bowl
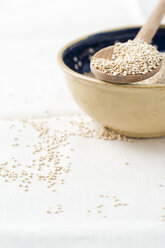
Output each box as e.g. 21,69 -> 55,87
58,25 -> 165,138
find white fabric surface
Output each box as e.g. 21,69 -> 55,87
0,0 -> 165,247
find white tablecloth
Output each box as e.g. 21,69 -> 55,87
0,0 -> 165,247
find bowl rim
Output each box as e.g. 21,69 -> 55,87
57,25 -> 165,89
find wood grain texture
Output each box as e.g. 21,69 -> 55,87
135,0 -> 165,43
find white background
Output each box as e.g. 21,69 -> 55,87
0,1 -> 165,248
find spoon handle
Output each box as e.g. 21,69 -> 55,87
135,0 -> 165,43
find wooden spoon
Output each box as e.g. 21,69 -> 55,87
90,0 -> 165,84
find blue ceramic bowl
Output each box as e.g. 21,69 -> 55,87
58,26 -> 165,138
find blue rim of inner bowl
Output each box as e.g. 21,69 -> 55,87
59,26 -> 165,87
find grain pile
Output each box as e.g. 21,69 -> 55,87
91,39 -> 162,76
0,119 -> 73,194
0,115 -> 165,222
87,53 -> 165,85
137,53 -> 165,84
0,115 -> 131,215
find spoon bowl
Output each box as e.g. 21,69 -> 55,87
90,45 -> 162,83
90,0 -> 165,84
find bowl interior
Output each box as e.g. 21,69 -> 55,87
62,27 -> 165,75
